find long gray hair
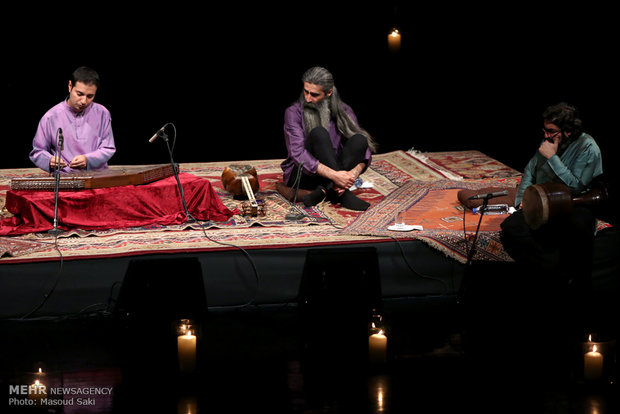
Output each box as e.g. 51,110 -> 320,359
300,67 -> 377,152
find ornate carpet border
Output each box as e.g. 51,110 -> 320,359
0,237 -> 53,259
0,225 -> 389,264
407,149 -> 522,180
340,179 -> 516,263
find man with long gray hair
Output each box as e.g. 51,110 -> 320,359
280,66 -> 377,211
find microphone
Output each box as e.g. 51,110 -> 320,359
468,190 -> 508,200
148,124 -> 168,143
58,128 -> 64,151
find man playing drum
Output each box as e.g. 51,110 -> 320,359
500,102 -> 603,328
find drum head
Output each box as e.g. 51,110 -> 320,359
522,184 -> 548,230
522,182 -> 572,229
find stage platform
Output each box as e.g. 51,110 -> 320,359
1,150 -> 617,319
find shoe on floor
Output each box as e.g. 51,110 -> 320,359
275,182 -> 311,202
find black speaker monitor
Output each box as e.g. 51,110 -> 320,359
115,256 -> 207,323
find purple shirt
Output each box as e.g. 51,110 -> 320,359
280,101 -> 372,184
29,100 -> 116,172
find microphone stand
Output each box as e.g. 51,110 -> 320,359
285,163 -> 305,221
158,127 -> 195,223
48,134 -> 64,236
457,196 -> 489,304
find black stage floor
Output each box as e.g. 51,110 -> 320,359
1,267 -> 618,414
1,228 -> 618,413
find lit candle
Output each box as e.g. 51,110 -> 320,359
584,344 -> 604,381
178,319 -> 192,335
369,330 -> 388,363
28,379 -> 46,400
388,29 -> 401,53
178,330 -> 197,373
177,395 -> 198,414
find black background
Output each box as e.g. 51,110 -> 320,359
3,3 -> 619,183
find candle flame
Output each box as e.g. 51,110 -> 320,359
378,330 -> 384,336
38,368 -> 42,374
186,330 -> 193,338
34,380 -> 40,386
588,334 -> 592,342
592,344 -> 597,353
390,30 -> 399,37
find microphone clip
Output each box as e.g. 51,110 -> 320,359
156,128 -> 170,142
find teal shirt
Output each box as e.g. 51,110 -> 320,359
515,132 -> 603,207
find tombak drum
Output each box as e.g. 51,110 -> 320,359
522,181 -> 608,229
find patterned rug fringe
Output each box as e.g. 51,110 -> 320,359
407,148 -> 464,181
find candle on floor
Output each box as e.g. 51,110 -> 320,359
584,344 -> 604,381
28,379 -> 46,400
177,395 -> 198,414
388,29 -> 401,53
177,319 -> 193,336
178,330 -> 197,373
369,330 -> 388,363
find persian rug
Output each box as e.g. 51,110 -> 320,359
407,149 -> 522,180
0,236 -> 53,258
340,179 -> 518,263
0,150 -> 446,261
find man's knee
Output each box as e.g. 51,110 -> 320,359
340,133 -> 369,170
567,207 -> 596,238
306,127 -> 330,147
346,133 -> 369,152
500,210 -> 529,237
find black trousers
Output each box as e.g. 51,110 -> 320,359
287,127 -> 369,190
500,206 -> 596,324
501,207 -> 595,281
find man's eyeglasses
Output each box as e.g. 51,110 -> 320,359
542,127 -> 561,136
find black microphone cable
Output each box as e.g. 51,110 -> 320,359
149,123 -> 261,308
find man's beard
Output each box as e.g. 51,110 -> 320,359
557,133 -> 575,157
303,98 -> 331,136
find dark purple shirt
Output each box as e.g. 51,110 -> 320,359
280,101 -> 372,184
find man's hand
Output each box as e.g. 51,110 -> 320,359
49,156 -> 67,170
330,170 -> 356,196
69,155 -> 88,169
316,162 -> 367,196
330,170 -> 356,190
539,137 -> 559,159
317,163 -> 356,190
